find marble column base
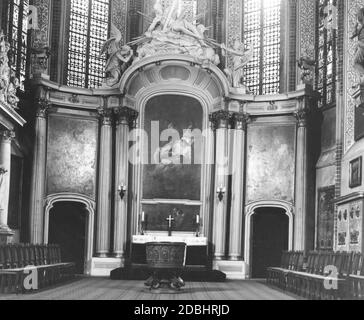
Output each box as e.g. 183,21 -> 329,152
0,226 -> 14,245
213,260 -> 248,280
90,258 -> 124,277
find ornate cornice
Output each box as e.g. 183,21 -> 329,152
113,106 -> 139,128
209,110 -> 232,130
97,108 -> 113,126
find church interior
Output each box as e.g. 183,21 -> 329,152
0,0 -> 364,300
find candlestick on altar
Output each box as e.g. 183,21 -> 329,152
141,211 -> 146,235
196,214 -> 200,237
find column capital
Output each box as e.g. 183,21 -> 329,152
114,106 -> 139,128
232,113 -> 251,131
36,98 -> 51,118
0,130 -> 16,143
209,110 -> 232,130
97,108 -> 113,126
294,108 -> 309,127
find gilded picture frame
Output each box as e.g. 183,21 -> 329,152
349,156 -> 362,188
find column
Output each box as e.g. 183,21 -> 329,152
29,99 -> 50,244
229,113 -> 249,261
113,106 -> 138,259
0,130 -> 15,243
96,108 -> 113,257
294,107 -> 308,251
210,110 -> 231,260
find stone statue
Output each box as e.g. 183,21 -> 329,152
30,29 -> 51,75
297,56 -> 316,85
129,0 -> 220,66
223,40 -> 254,88
0,30 -> 20,109
100,24 -> 134,87
169,6 -> 205,43
7,75 -> 20,109
146,0 -> 165,35
0,31 -> 11,102
352,7 -> 364,82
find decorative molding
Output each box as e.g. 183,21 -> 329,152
44,193 -> 95,274
0,30 -> 20,110
36,98 -> 51,118
0,130 -> 15,142
345,1 -> 364,152
113,106 -> 139,128
294,108 -> 309,127
244,200 -> 294,277
231,112 -> 250,131
97,108 -> 113,126
297,0 -> 316,88
297,0 -> 316,59
209,110 -> 232,130
30,0 -> 51,75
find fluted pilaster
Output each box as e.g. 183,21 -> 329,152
210,110 -> 231,260
29,99 -> 50,244
0,130 -> 15,235
294,107 -> 309,251
229,113 -> 250,261
96,108 -> 113,257
113,106 -> 138,259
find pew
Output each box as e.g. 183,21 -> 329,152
267,251 -> 304,290
348,252 -> 364,300
268,251 -> 364,300
0,244 -> 75,294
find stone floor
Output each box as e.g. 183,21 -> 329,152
0,277 -> 301,300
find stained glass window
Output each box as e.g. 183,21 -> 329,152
243,0 -> 281,95
67,0 -> 110,88
316,0 -> 337,107
7,0 -> 29,89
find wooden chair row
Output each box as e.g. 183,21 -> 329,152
267,251 -> 364,300
0,244 -> 75,294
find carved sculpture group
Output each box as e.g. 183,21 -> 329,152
101,0 -> 253,89
0,30 -> 20,109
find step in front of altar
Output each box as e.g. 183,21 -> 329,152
110,265 -> 226,282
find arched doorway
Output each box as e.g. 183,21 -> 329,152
251,207 -> 289,278
48,202 -> 88,274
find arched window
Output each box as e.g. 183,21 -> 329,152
66,0 -> 110,88
243,0 -> 281,95
5,0 -> 29,89
316,0 -> 337,108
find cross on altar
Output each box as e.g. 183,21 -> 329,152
166,215 -> 175,236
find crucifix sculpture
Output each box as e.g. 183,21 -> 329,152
166,215 -> 175,236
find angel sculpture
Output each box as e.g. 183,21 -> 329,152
146,0 -> 165,35
223,40 -> 254,88
169,5 -> 206,42
100,24 -> 134,87
297,56 -> 316,85
351,7 -> 364,81
7,75 -> 20,108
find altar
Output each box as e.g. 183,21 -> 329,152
131,235 -> 209,268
